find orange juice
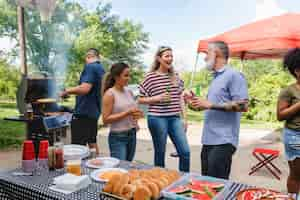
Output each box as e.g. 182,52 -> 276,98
66,160 -> 81,176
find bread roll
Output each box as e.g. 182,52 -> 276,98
133,186 -> 151,200
145,182 -> 160,199
149,179 -> 164,191
113,173 -> 130,195
119,184 -> 136,200
103,174 -> 121,193
102,183 -> 113,193
160,177 -> 169,187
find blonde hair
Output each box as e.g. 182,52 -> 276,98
150,46 -> 177,84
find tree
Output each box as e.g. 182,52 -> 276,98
1,0 -> 149,87
182,59 -> 293,122
67,2 -> 149,86
0,0 -> 86,74
0,56 -> 20,99
235,59 -> 293,121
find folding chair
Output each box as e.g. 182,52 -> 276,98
249,148 -> 281,180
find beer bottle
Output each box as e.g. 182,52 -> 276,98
165,85 -> 171,104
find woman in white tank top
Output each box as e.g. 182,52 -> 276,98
102,63 -> 143,161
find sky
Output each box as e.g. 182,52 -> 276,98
102,0 -> 300,70
2,0 -> 300,71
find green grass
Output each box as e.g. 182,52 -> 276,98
0,101 -> 25,150
0,99 -> 76,150
187,109 -> 282,129
0,100 -> 282,150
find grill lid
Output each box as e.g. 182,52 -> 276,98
16,74 -> 57,114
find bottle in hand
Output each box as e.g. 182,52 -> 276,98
186,91 -> 201,111
131,107 -> 144,121
165,85 -> 171,104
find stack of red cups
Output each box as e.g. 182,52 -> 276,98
22,140 -> 36,173
38,140 -> 49,170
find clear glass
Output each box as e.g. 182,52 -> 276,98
66,160 -> 81,176
54,142 -> 64,169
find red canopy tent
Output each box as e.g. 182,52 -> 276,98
197,13 -> 300,60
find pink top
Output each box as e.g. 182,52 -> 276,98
107,88 -> 137,132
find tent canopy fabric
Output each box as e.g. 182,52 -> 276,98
197,13 -> 300,59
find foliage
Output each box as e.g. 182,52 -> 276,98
0,101 -> 25,149
181,69 -> 211,88
0,0 -> 294,124
67,2 -> 149,86
231,59 -> 293,121
182,59 -> 294,122
0,0 -> 86,73
0,58 -> 20,99
0,0 -> 17,38
1,0 -> 149,88
25,1 -> 86,74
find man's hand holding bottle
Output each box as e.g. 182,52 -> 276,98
184,90 -> 201,111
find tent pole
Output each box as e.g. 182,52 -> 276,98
240,51 -> 246,73
17,6 -> 27,76
189,53 -> 199,90
240,60 -> 245,73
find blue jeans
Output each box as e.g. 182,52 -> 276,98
108,128 -> 136,161
147,115 -> 190,172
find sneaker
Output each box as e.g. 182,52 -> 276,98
170,152 -> 179,157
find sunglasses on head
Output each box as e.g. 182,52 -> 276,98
159,46 -> 172,53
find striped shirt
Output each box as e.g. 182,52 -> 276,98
139,72 -> 184,116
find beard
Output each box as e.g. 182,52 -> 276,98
205,58 -> 215,71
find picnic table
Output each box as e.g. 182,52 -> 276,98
0,160 -> 251,200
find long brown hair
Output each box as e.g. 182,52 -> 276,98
150,46 -> 176,84
102,62 -> 129,95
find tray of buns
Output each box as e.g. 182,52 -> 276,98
99,167 -> 181,200
99,192 -> 126,200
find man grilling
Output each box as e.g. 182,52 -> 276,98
60,48 -> 105,155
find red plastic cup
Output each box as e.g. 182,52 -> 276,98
38,140 -> 49,159
22,140 -> 35,160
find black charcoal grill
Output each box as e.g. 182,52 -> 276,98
5,74 -> 72,147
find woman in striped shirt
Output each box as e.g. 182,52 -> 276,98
138,46 -> 190,172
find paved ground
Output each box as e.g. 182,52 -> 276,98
0,119 -> 288,192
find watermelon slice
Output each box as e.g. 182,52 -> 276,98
192,193 -> 213,200
188,183 -> 205,192
203,185 -> 217,198
169,185 -> 189,193
211,183 -> 224,192
190,179 -> 223,187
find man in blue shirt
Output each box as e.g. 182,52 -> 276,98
61,48 -> 105,155
188,41 -> 248,179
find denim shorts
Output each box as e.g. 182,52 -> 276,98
283,128 -> 300,161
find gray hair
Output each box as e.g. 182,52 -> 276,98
209,41 -> 229,60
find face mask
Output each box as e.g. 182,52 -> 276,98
205,58 -> 215,71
